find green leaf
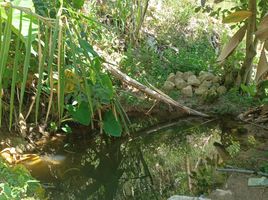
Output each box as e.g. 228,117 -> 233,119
71,0 -> 85,9
66,101 -> 91,126
61,124 -> 72,134
1,0 -> 38,42
103,110 -> 122,137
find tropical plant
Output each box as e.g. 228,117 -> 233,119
196,0 -> 268,88
214,0 -> 268,86
0,0 -> 128,137
0,158 -> 45,199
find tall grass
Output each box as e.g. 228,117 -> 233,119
0,7 -> 13,127
0,3 -> 127,136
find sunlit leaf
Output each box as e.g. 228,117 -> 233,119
1,0 -> 38,42
61,124 -> 72,134
256,45 -> 268,82
222,10 -> 252,23
103,110 -> 122,137
256,14 -> 268,41
217,25 -> 247,62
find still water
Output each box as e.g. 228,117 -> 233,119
25,117 -> 253,200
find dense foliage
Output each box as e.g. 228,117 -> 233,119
0,158 -> 45,199
0,0 -> 127,136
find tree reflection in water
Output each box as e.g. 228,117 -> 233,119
41,119 -> 232,200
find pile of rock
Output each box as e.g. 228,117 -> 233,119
163,71 -> 227,97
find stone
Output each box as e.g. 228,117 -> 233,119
199,70 -> 206,76
182,85 -> 193,97
208,87 -> 217,96
217,86 -> 227,95
175,78 -> 187,89
167,73 -> 176,82
210,85 -> 218,92
199,72 -> 215,82
176,71 -> 184,78
183,71 -> 194,81
163,81 -> 175,91
212,75 -> 220,83
209,189 -> 232,200
168,195 -> 211,200
187,75 -> 201,86
195,86 -> 208,96
214,82 -> 220,87
200,80 -> 212,89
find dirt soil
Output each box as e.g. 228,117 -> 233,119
209,125 -> 268,200
210,173 -> 268,200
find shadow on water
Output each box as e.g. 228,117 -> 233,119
22,117 -> 260,200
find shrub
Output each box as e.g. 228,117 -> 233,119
0,158 -> 45,200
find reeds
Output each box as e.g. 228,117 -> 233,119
0,3 -> 127,136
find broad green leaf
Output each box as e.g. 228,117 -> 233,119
256,45 -> 268,83
66,101 -> 91,126
256,14 -> 268,41
99,73 -> 114,100
103,110 -> 122,137
222,11 -> 252,23
217,25 -> 246,62
1,0 -> 38,42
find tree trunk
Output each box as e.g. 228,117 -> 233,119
104,62 -> 209,117
240,0 -> 257,84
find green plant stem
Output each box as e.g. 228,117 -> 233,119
240,0 -> 257,85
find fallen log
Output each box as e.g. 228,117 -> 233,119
104,62 -> 209,117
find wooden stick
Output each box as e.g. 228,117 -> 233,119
217,168 -> 268,177
239,119 -> 268,131
104,62 -> 209,118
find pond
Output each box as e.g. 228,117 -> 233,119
21,117 -> 260,200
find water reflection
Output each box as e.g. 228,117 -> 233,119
27,118 -> 241,200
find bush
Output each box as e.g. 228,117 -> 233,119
0,158 -> 45,200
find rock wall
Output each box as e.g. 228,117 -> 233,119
163,71 -> 227,98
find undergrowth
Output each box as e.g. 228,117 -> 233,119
0,158 -> 45,200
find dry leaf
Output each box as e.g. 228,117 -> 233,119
223,11 -> 252,23
256,14 -> 268,41
256,45 -> 268,82
217,25 -> 247,62
19,113 -> 27,138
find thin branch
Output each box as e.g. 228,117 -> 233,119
217,168 -> 268,177
0,2 -> 55,27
